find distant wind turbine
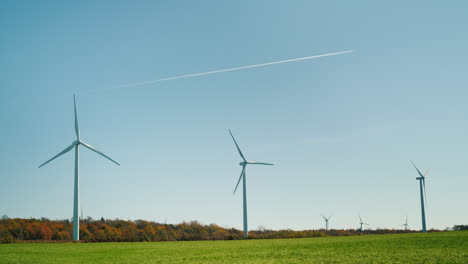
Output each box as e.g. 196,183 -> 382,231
38,95 -> 120,241
229,129 -> 274,239
402,216 -> 410,231
410,161 -> 429,232
322,215 -> 332,230
358,215 -> 369,232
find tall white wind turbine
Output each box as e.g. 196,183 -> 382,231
358,215 -> 369,232
410,161 -> 429,232
229,129 -> 273,239
38,95 -> 120,241
322,215 -> 332,230
402,216 -> 410,231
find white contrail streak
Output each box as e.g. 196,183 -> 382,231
109,50 -> 353,90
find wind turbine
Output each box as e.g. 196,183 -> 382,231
38,95 -> 120,241
402,216 -> 410,231
358,215 -> 369,232
229,129 -> 274,239
321,215 -> 332,230
410,161 -> 429,232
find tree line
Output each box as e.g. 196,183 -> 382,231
0,216 -> 446,243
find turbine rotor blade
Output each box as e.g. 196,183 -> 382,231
73,94 -> 80,140
233,165 -> 246,195
410,160 -> 425,178
247,161 -> 274,165
38,142 -> 77,168
423,168 -> 431,177
228,129 -> 246,162
80,142 -> 120,166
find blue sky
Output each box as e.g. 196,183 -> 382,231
1,0 -> 467,231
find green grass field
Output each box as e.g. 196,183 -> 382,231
0,232 -> 466,264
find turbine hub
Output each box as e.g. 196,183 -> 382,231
239,161 -> 247,166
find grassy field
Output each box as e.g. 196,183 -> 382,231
0,232 -> 466,264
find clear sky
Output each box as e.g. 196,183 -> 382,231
1,0 -> 467,231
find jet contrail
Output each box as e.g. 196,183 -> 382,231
102,50 -> 353,91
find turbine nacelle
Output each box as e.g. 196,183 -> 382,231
416,176 -> 424,180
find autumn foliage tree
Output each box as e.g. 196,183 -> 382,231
0,217 -> 425,243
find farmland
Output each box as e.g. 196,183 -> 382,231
0,231 -> 466,264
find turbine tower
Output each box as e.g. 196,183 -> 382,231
358,215 -> 369,232
322,215 -> 332,230
410,161 -> 429,232
229,129 -> 273,239
39,95 -> 120,241
402,216 -> 409,231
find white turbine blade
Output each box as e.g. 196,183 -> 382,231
73,94 -> 80,140
233,166 -> 246,195
423,168 -> 430,177
247,161 -> 274,165
321,215 -> 327,220
410,160 -> 425,178
80,142 -> 120,166
228,129 -> 246,162
38,142 -> 77,168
